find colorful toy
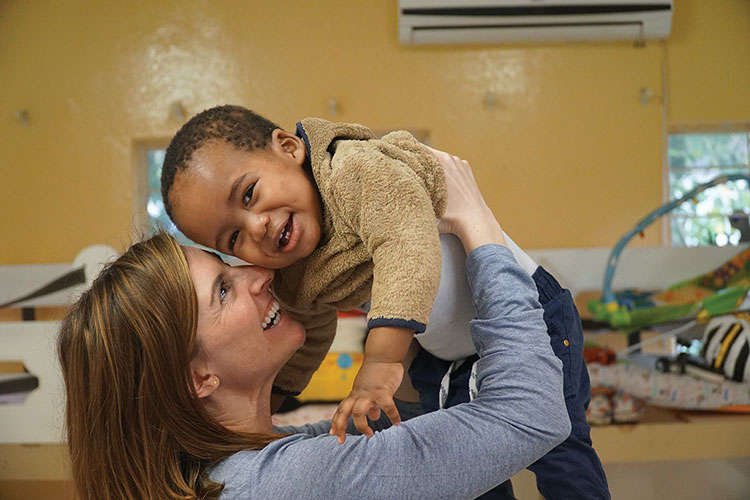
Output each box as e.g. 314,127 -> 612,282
583,344 -> 616,365
610,392 -> 643,424
586,387 -> 614,426
589,174 -> 750,329
700,315 -> 750,382
297,311 -> 366,402
586,388 -> 643,426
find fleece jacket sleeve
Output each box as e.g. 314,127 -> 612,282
327,134 -> 444,333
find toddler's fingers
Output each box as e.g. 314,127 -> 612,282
367,406 -> 381,421
379,396 -> 401,427
351,399 -> 375,438
330,399 -> 354,444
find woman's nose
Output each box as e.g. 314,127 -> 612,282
246,266 -> 274,296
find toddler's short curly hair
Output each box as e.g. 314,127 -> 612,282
160,105 -> 280,219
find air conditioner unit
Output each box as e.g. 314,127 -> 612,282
398,0 -> 673,45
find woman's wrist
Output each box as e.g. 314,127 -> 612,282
455,212 -> 506,254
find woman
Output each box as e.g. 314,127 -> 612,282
58,157 -> 570,500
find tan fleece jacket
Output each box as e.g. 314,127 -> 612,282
271,118 -> 446,395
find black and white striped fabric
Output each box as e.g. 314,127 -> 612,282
701,316 -> 750,382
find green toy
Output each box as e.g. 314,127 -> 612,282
590,174 -> 750,329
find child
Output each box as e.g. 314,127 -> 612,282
161,105 -> 536,427
162,105 -> 453,434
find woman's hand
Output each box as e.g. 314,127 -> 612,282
428,147 -> 506,253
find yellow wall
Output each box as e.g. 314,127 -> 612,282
1,0 -> 748,264
667,0 -> 750,126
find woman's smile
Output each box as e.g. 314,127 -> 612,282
261,299 -> 280,330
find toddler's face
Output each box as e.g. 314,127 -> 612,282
170,132 -> 323,269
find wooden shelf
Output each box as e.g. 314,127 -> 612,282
591,407 -> 750,463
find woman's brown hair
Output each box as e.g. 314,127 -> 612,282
58,232 -> 282,500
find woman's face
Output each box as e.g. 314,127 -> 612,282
183,246 -> 305,391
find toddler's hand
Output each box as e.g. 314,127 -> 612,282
329,359 -> 404,444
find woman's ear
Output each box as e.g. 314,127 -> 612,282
191,359 -> 219,399
272,129 -> 306,166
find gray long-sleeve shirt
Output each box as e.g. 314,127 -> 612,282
209,245 -> 570,499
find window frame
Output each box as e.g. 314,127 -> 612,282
133,139 -> 171,238
133,139 -> 194,245
663,122 -> 750,247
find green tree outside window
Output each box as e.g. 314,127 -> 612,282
668,132 -> 750,247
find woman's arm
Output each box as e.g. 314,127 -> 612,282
211,156 -> 570,500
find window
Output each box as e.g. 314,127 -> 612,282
145,148 -> 193,245
667,130 -> 750,247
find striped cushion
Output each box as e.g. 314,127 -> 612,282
702,316 -> 750,382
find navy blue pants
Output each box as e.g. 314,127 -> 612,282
409,266 -> 611,500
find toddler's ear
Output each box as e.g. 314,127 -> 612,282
272,129 -> 306,165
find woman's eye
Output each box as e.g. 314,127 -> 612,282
219,280 -> 231,303
229,231 -> 239,252
243,184 -> 256,206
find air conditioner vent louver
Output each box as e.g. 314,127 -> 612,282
399,1 -> 673,45
402,4 -> 671,17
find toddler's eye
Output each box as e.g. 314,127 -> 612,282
229,231 -> 239,252
243,184 -> 256,206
